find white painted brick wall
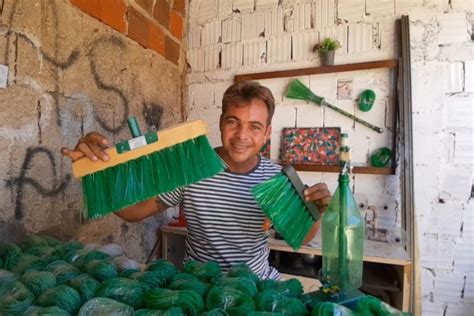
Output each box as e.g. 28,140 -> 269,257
185,2 -> 474,313
202,20 -> 221,46
464,60 -> 474,93
312,0 -> 336,30
437,13 -> 470,45
337,0 -> 365,23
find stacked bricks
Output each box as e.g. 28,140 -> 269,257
70,0 -> 185,66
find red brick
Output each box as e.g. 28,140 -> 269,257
71,0 -> 102,20
173,0 -> 185,15
128,7 -> 149,48
101,0 -> 126,33
169,9 -> 183,40
135,0 -> 154,14
165,35 -> 180,65
149,23 -> 165,56
153,0 -> 169,28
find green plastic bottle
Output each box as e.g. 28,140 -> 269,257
321,172 -> 364,291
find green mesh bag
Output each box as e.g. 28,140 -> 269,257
183,260 -> 222,282
2,243 -> 23,271
20,271 -> 57,297
168,273 -> 210,296
68,273 -> 100,302
146,259 -> 178,282
84,259 -> 118,281
36,285 -> 81,314
129,271 -> 168,288
43,260 -> 81,284
213,277 -> 258,298
78,297 -> 134,315
24,245 -> 55,259
0,279 -> 33,315
23,305 -> 70,315
201,308 -> 229,316
66,249 -> 108,268
258,278 -> 303,297
248,312 -> 285,316
355,295 -> 408,316
96,277 -> 148,309
227,263 -> 259,283
0,269 -> 18,283
20,235 -> 51,250
256,289 -> 308,315
311,302 -> 355,316
120,268 -> 140,278
206,286 -> 255,316
134,307 -> 186,316
12,254 -> 47,274
56,241 -> 83,258
144,288 -> 205,316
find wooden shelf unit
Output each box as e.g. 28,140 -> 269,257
294,164 -> 395,175
234,59 -> 398,81
234,59 -> 399,176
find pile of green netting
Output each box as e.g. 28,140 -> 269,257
0,234 -> 408,315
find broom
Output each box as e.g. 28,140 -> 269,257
72,117 -> 225,219
251,165 -> 321,250
286,79 -> 384,133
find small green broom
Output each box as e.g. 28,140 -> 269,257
251,165 -> 321,250
286,79 -> 383,133
72,118 -> 225,219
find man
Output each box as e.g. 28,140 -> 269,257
62,80 -> 331,279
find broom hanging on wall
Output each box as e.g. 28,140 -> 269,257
286,79 -> 384,134
72,117 -> 225,220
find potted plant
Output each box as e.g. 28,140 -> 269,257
313,37 -> 341,66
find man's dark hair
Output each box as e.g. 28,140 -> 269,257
222,80 -> 275,125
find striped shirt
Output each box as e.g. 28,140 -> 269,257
160,156 -> 282,280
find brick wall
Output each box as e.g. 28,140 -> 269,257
184,0 -> 474,314
70,0 -> 185,67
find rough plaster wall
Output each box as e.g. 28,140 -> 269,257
0,0 -> 183,262
409,4 -> 474,316
185,0 -> 473,314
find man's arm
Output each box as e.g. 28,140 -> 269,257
301,183 -> 331,243
61,132 -> 171,222
114,196 -> 169,222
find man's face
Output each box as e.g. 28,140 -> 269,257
219,99 -> 271,172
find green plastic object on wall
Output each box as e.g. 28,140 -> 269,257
370,147 -> 392,167
358,89 -> 376,112
321,172 -> 364,292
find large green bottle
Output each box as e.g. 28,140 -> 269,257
321,171 -> 364,291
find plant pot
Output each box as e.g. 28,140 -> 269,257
320,50 -> 335,66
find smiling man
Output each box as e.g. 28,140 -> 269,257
61,80 -> 331,279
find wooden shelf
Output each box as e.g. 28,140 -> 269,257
293,164 -> 395,175
234,59 -> 398,81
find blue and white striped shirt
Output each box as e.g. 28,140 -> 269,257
160,157 -> 281,280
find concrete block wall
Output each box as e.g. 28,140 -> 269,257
185,0 -> 474,314
0,0 -> 186,261
410,5 -> 474,315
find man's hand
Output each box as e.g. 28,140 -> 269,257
61,132 -> 110,162
303,183 -> 331,213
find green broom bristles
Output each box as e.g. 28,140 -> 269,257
82,135 -> 225,219
286,79 -> 324,105
251,173 -> 316,250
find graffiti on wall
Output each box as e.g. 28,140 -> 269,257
2,0 -> 165,220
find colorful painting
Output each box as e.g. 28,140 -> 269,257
259,138 -> 271,159
280,128 -> 340,165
